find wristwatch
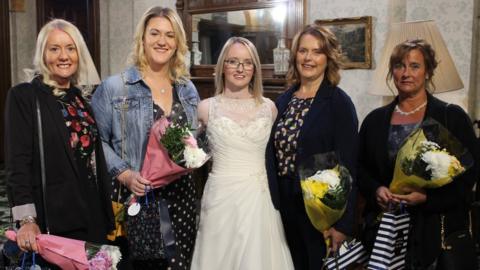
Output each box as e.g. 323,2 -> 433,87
19,215 -> 36,227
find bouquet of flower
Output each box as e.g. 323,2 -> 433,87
140,117 -> 209,189
389,118 -> 473,194
5,230 -> 122,270
298,152 -> 353,233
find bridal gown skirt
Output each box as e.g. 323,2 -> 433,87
190,170 -> 294,270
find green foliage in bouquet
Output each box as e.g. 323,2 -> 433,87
160,124 -> 190,163
321,166 -> 351,210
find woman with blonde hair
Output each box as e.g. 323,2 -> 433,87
91,6 -> 199,270
5,18 -> 113,267
190,37 -> 293,270
265,23 -> 359,269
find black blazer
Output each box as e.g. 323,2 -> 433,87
266,79 -> 359,235
358,93 -> 479,267
5,78 -> 114,236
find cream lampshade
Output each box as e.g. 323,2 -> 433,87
369,20 -> 464,96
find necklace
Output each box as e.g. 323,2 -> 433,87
394,101 -> 427,116
160,88 -> 166,94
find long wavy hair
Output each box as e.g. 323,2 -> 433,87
129,6 -> 190,84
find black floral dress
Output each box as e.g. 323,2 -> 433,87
274,96 -> 314,177
132,89 -> 198,270
55,88 -> 108,243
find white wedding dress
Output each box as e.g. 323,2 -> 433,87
190,96 -> 293,270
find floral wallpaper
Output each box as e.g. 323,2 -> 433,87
308,0 -> 475,123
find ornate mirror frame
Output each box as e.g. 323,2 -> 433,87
176,0 -> 305,99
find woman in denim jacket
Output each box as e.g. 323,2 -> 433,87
91,6 -> 200,270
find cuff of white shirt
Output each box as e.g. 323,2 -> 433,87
12,204 -> 37,221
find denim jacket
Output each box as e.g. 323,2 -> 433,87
91,66 -> 200,180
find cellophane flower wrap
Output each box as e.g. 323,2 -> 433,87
298,152 -> 353,233
140,116 -> 209,189
5,230 -> 122,270
389,117 -> 473,194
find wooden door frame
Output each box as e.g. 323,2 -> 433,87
0,0 -> 11,163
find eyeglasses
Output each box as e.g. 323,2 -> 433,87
224,58 -> 255,71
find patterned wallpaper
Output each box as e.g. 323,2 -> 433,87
308,0 -> 475,123
406,0 -> 474,112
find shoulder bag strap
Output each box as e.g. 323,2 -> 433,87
35,97 -> 50,234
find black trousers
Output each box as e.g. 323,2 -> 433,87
278,178 -> 327,270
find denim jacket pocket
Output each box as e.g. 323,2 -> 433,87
113,97 -> 140,111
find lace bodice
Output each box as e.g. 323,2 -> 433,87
207,95 -> 274,174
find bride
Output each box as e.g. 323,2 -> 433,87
190,37 -> 293,270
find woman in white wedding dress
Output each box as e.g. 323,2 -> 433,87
190,37 -> 294,270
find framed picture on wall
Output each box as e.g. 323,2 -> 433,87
315,16 -> 372,69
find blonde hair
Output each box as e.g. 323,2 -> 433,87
129,6 -> 190,83
214,37 -> 263,104
28,19 -> 99,95
287,23 -> 342,86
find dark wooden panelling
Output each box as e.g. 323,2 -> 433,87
0,0 -> 11,162
178,0 -> 305,100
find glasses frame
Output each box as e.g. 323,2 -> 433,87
224,58 -> 255,71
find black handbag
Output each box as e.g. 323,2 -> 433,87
435,214 -> 478,270
125,189 -> 176,260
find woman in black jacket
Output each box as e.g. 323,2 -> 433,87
265,23 -> 359,270
5,19 -> 114,256
358,39 -> 479,269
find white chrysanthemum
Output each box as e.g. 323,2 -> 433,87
309,169 -> 340,188
421,151 -> 453,179
100,245 -> 122,270
184,146 -> 207,168
421,140 -> 440,149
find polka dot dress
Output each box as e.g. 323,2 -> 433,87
133,89 -> 198,270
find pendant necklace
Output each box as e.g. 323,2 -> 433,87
394,101 -> 427,116
160,88 -> 166,94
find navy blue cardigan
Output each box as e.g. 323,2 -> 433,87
265,79 -> 359,235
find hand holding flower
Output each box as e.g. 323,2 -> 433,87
323,227 -> 347,253
118,170 -> 151,196
391,186 -> 426,206
16,222 -> 41,252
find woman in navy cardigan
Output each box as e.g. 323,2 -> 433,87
358,40 -> 479,269
265,23 -> 358,270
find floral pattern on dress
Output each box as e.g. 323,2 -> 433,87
57,91 -> 98,182
274,96 -> 314,176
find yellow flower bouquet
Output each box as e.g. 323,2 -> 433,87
390,118 -> 472,194
298,152 -> 353,233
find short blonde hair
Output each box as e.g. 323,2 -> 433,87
130,6 -> 190,83
287,23 -> 342,86
214,37 -> 263,104
30,19 -> 95,91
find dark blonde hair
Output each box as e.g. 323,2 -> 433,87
287,23 -> 342,86
130,6 -> 189,83
214,37 -> 263,104
387,39 -> 438,92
